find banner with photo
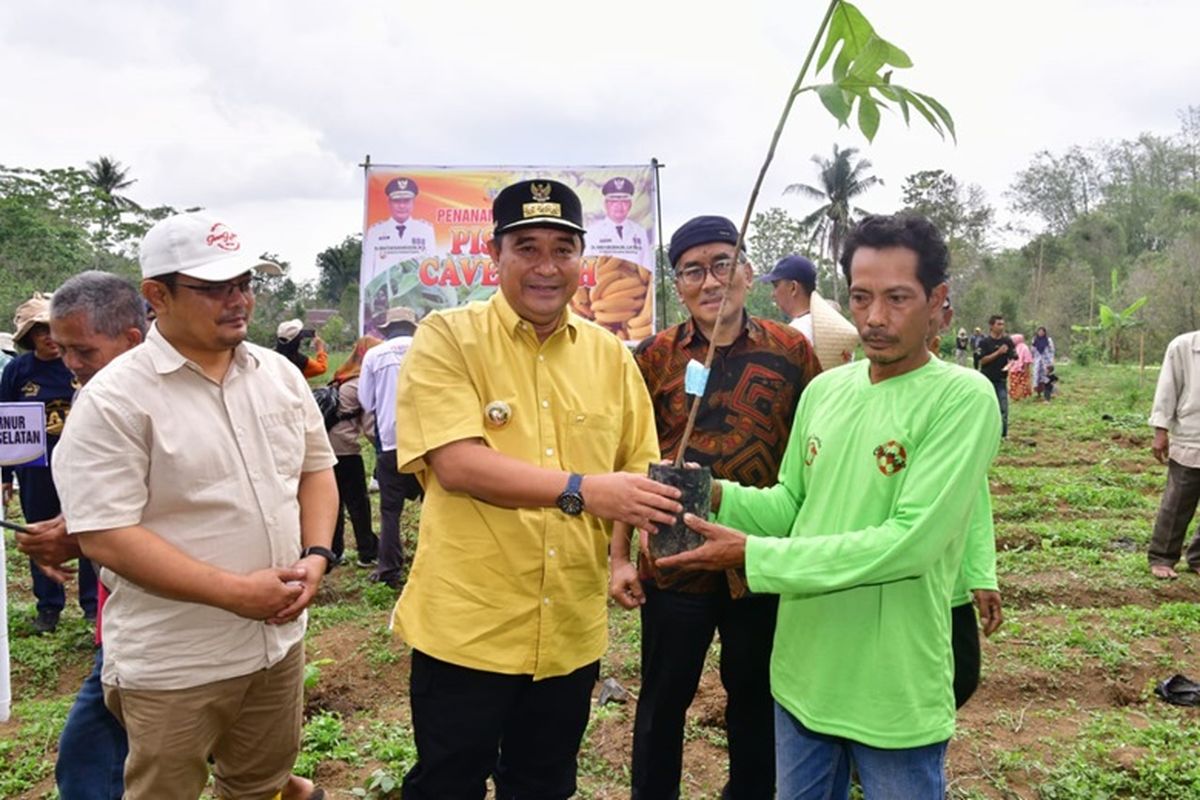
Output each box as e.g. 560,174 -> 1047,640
360,164 -> 657,341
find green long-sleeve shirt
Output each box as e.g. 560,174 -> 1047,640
717,357 -> 1001,748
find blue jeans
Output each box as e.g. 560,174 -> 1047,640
774,703 -> 947,800
57,647 -> 127,800
992,381 -> 1009,438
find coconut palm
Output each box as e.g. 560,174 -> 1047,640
85,156 -> 142,211
785,145 -> 881,303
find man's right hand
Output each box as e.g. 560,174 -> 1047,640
1153,428 -> 1170,465
227,566 -> 308,620
14,514 -> 78,568
582,472 -> 682,530
2,482 -> 12,507
609,559 -> 645,609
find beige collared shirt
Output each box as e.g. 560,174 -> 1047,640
53,325 -> 337,690
1150,331 -> 1200,469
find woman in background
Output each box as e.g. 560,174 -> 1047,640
1031,326 -> 1056,398
1008,333 -> 1034,401
328,335 -> 383,566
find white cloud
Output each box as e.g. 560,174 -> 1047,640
2,0 -> 1197,283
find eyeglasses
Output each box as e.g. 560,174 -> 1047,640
674,258 -> 735,288
174,277 -> 255,301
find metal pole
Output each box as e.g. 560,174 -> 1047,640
652,158 -> 667,331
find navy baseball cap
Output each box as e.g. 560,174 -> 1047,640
668,215 -> 742,268
758,255 -> 817,293
493,179 -> 586,237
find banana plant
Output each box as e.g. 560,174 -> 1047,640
1071,269 -> 1148,363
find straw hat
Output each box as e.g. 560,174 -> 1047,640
13,293 -> 52,346
809,291 -> 860,369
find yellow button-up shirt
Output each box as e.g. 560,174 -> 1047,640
393,291 -> 660,679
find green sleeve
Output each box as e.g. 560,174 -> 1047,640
952,480 -> 998,605
715,388 -> 810,537
746,381 -> 1001,595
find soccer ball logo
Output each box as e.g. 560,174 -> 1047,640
805,435 -> 821,466
873,440 -> 907,476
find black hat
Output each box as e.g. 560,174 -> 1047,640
493,179 -> 586,237
385,177 -> 419,200
758,255 -> 817,293
668,215 -> 741,268
601,177 -> 634,199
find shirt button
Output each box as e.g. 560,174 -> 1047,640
548,547 -> 557,558
545,447 -> 554,456
541,400 -> 550,408
543,596 -> 551,605
537,355 -> 545,362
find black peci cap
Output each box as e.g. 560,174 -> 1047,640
385,177 -> 419,199
493,179 -> 586,237
601,177 -> 634,198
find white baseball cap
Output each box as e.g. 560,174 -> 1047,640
276,319 -> 304,342
139,212 -> 283,282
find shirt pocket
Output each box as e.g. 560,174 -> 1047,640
563,410 -> 620,473
259,407 -> 306,477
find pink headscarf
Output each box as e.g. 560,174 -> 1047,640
1011,333 -> 1034,367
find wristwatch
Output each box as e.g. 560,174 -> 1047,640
300,545 -> 338,574
556,473 -> 585,516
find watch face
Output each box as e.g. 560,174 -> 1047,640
558,493 -> 585,516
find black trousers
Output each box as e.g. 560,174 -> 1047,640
332,454 -> 377,561
951,601 -> 981,709
1149,459 -> 1200,570
401,649 -> 599,800
632,581 -> 778,800
373,449 -> 422,584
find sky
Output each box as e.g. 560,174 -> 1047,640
2,0 -> 1197,283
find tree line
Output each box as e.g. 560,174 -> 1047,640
5,108 -> 1198,358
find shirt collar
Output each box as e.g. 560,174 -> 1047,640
678,311 -> 758,348
490,290 -> 579,344
144,323 -> 259,376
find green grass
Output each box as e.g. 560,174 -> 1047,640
6,362 -> 1200,799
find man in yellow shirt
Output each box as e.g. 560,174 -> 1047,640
392,178 -> 681,799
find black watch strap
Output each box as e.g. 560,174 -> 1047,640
300,545 -> 337,574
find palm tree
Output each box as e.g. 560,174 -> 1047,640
85,156 -> 142,211
785,145 -> 882,303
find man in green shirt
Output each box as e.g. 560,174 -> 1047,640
658,214 -> 1001,799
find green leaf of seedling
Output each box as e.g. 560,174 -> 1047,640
817,1 -> 876,77
857,96 -> 881,142
913,91 -> 956,142
879,38 -> 913,68
848,35 -> 890,80
901,89 -> 946,139
815,84 -> 853,127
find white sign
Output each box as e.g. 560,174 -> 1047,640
0,402 -> 47,467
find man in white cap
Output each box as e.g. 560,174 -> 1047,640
53,211 -> 339,800
2,292 -> 98,634
275,318 -> 328,378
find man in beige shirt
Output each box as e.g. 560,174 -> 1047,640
53,212 -> 339,800
1149,329 -> 1200,579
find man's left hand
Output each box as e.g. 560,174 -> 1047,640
266,557 -> 325,625
654,513 -> 748,572
973,589 -> 1003,637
